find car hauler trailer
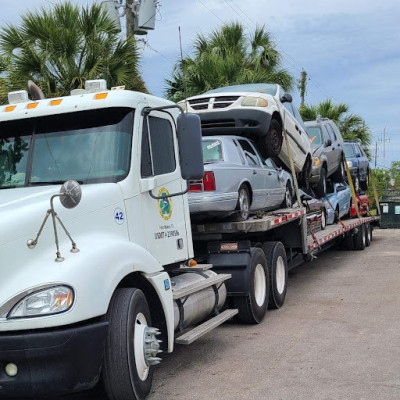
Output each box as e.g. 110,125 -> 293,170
0,82 -> 379,400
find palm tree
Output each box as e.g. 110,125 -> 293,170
0,2 -> 146,101
300,99 -> 371,156
165,23 -> 294,102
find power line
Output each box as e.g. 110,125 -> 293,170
196,0 -> 224,23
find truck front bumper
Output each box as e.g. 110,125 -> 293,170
0,320 -> 108,398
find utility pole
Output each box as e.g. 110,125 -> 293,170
374,141 -> 378,169
379,127 -> 390,169
299,69 -> 307,108
126,0 -> 135,37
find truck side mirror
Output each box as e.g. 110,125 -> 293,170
280,93 -> 293,103
177,113 -> 204,180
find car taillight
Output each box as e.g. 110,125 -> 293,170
189,183 -> 203,192
203,171 -> 216,191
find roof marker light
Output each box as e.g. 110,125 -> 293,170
85,79 -> 108,92
50,99 -> 63,106
26,102 -> 39,109
8,90 -> 29,104
4,106 -> 16,112
95,93 -> 108,100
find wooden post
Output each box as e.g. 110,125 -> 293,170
126,0 -> 135,37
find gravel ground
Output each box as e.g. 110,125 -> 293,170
65,228 -> 400,400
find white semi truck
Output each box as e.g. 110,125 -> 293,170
0,81 -> 378,399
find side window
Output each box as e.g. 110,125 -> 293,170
265,158 -> 275,168
141,115 -> 176,177
283,102 -> 294,115
322,126 -> 331,144
292,105 -> 306,130
327,124 -> 337,141
233,140 -> 246,165
238,139 -> 260,166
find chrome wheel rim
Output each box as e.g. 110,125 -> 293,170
285,186 -> 292,208
276,256 -> 286,295
254,264 -> 267,306
134,312 -> 150,381
239,189 -> 249,220
321,211 -> 326,229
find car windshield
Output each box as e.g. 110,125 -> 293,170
205,83 -> 277,96
344,143 -> 356,158
305,126 -> 323,146
202,139 -> 223,163
0,108 -> 134,189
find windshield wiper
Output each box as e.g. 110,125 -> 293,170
29,180 -> 84,186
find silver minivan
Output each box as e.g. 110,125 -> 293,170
304,117 -> 345,197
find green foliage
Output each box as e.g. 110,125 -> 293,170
0,2 -> 146,102
300,99 -> 371,157
368,162 -> 400,208
165,23 -> 294,102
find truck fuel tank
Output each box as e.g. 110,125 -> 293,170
172,271 -> 227,330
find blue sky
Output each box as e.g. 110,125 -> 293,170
2,0 -> 399,167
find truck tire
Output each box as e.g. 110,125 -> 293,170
365,223 -> 371,247
233,248 -> 269,324
346,233 -> 355,250
369,224 -> 373,241
103,288 -> 156,400
354,224 -> 366,250
258,119 -> 283,159
261,242 -> 288,309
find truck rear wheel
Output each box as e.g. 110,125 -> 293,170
354,224 -> 366,250
262,242 -> 288,309
233,248 -> 269,324
346,232 -> 355,250
103,288 -> 160,400
365,223 -> 371,247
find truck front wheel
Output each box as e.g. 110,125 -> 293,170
233,248 -> 270,324
103,288 -> 160,400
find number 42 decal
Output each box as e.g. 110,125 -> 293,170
114,208 -> 125,225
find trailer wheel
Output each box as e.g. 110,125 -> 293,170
365,223 -> 371,247
354,224 -> 366,250
233,248 -> 269,324
103,288 -> 159,400
262,241 -> 288,309
369,224 -> 373,241
346,232 -> 355,250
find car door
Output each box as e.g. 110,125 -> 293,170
357,144 -> 369,179
264,158 -> 284,208
326,123 -> 342,167
237,139 -> 267,210
321,125 -> 335,174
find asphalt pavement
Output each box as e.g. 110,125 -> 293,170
66,228 -> 400,400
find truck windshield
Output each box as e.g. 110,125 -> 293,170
0,108 -> 133,189
305,126 -> 322,146
205,83 -> 277,96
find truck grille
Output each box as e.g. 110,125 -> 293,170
202,119 -> 236,129
188,96 -> 240,111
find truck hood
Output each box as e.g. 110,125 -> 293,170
0,184 -> 123,247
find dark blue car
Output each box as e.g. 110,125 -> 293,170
343,141 -> 369,192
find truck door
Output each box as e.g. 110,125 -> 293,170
139,111 -> 190,266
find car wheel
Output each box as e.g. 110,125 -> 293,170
321,209 -> 326,230
298,156 -> 312,188
281,183 -> 293,208
258,119 -> 283,159
353,175 -> 360,194
236,185 -> 251,221
332,158 -> 345,183
361,171 -> 369,191
315,166 -> 327,198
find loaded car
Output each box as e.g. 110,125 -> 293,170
323,181 -> 351,225
299,190 -> 327,231
343,141 -> 369,192
304,117 -> 345,197
181,83 -> 312,184
350,194 -> 369,217
188,136 -> 293,221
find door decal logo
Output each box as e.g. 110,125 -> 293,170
157,187 -> 173,220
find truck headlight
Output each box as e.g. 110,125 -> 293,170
8,286 -> 74,319
347,161 -> 353,168
241,97 -> 268,107
313,157 -> 321,166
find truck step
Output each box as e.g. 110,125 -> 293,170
172,273 -> 231,300
175,309 -> 238,345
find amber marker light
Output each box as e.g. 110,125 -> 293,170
95,92 -> 108,100
50,99 -> 62,106
26,102 -> 39,109
4,105 -> 16,112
